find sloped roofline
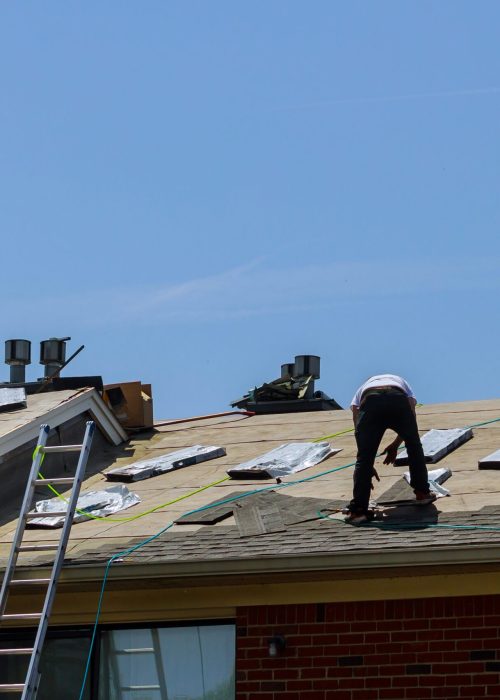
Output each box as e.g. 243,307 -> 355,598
0,388 -> 126,458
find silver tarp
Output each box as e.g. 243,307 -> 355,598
27,484 -> 140,528
227,442 -> 340,479
404,467 -> 452,498
395,427 -> 473,465
105,445 -> 226,482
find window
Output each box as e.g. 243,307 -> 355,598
98,624 -> 235,700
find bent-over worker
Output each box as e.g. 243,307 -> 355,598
345,373 -> 435,525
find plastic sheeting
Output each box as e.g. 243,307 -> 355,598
27,484 -> 140,528
404,467 -> 452,498
395,428 -> 473,465
105,445 -> 226,482
227,442 -> 340,479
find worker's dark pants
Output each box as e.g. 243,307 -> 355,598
349,392 -> 429,515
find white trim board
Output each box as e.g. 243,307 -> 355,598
0,388 -> 126,459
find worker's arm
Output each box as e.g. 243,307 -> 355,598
351,405 -> 359,425
382,397 -> 418,464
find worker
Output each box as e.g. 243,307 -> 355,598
344,373 -> 435,525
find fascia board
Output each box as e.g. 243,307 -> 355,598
42,542 -> 500,585
0,389 -> 126,459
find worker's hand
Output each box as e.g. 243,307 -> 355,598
370,466 -> 380,490
382,443 -> 398,465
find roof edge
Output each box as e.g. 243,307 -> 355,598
0,388 -> 126,458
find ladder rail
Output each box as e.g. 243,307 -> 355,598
0,425 -> 50,618
22,421 -> 95,700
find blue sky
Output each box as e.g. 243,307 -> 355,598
1,2 -> 499,418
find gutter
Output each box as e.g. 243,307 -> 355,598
17,541 -> 500,585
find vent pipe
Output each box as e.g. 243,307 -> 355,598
281,363 -> 295,379
40,337 -> 70,378
5,339 -> 31,383
294,355 -> 320,379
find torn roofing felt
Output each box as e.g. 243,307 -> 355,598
395,428 -> 473,465
27,484 -> 140,528
479,449 -> 500,470
105,445 -> 226,482
227,441 -> 340,479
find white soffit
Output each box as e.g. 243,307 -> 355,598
0,388 -> 126,459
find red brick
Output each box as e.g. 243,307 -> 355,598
406,687 -> 432,698
365,632 -> 391,643
379,690 -> 407,699
301,668 -> 327,679
325,691 -> 351,700
273,669 -> 299,680
471,628 -> 498,639
365,676 -> 391,688
486,686 -> 500,696
459,686 -> 486,697
287,680 -> 313,691
473,673 -> 500,684
431,687 -> 459,697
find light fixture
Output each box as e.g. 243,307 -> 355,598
268,634 -> 286,657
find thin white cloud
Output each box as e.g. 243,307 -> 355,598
1,256 -> 498,329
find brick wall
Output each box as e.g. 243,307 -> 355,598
236,595 -> 500,699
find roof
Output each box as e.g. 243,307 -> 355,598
1,396 -> 500,583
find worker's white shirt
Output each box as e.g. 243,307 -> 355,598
350,374 -> 416,408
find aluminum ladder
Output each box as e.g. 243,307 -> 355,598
0,421 -> 95,699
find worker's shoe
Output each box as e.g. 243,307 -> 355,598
414,490 -> 437,506
344,510 -> 373,526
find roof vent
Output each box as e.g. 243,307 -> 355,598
231,354 -> 342,414
40,337 -> 71,378
294,354 -> 320,380
5,339 -> 31,383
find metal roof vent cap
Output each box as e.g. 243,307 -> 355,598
294,355 -> 320,379
281,363 -> 295,379
5,339 -> 31,383
40,337 -> 70,378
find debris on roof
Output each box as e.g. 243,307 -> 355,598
227,441 -> 340,479
105,445 -> 226,482
103,381 -> 154,430
27,484 -> 140,528
0,387 -> 27,412
376,468 -> 452,506
175,489 -> 345,533
478,448 -> 500,470
395,427 -> 473,465
231,354 -> 342,414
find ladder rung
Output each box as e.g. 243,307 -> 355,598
41,445 -> 82,454
0,684 -> 25,692
35,477 -> 74,486
18,544 -> 59,552
119,647 -> 154,654
10,579 -> 50,586
1,613 -> 42,621
26,511 -> 67,520
121,687 -> 160,691
0,648 -> 33,655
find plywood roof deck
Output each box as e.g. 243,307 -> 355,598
0,398 -> 500,572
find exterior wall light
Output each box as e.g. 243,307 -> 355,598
268,635 -> 286,657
